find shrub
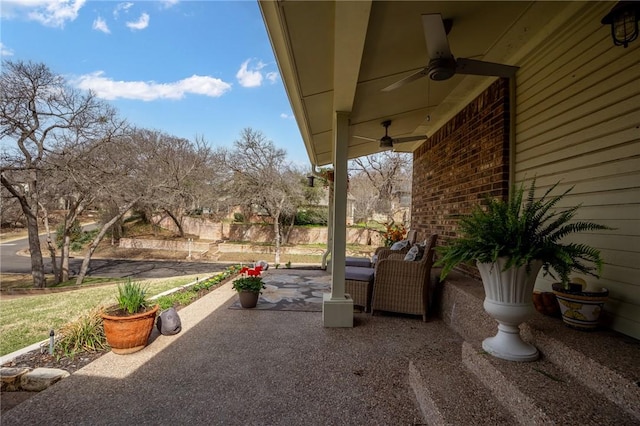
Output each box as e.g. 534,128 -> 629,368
233,213 -> 245,223
55,220 -> 99,251
294,208 -> 328,226
55,309 -> 108,358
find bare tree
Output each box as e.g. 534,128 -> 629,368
221,128 -> 304,264
349,151 -> 412,223
348,173 -> 378,223
133,130 -> 214,237
72,128 -> 216,284
0,60 -> 124,287
73,131 -> 147,284
0,187 -> 23,228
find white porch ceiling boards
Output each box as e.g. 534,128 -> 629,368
259,1 -> 571,166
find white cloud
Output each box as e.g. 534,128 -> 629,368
236,59 -> 267,88
160,0 -> 179,9
73,71 -> 232,101
280,113 -> 294,120
0,43 -> 14,57
266,72 -> 279,83
113,2 -> 133,18
236,59 -> 279,88
3,0 -> 86,28
126,12 -> 149,30
92,16 -> 110,34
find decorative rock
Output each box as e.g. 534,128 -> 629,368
1,367 -> 31,392
157,307 -> 182,335
256,260 -> 269,270
20,368 -> 70,392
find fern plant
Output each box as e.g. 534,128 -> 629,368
437,180 -> 611,287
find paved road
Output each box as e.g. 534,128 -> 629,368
0,235 -> 233,279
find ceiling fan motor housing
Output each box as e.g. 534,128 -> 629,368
379,136 -> 394,149
428,57 -> 456,81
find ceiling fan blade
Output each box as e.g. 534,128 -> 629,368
455,58 -> 518,78
353,135 -> 378,142
422,14 -> 452,60
393,135 -> 427,144
382,68 -> 428,92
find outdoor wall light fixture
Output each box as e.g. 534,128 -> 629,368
601,1 -> 639,48
306,175 -> 316,187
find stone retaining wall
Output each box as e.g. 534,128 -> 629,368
216,244 -> 327,255
119,238 -> 213,253
155,216 -> 384,246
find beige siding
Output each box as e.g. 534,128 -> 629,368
514,2 -> 640,338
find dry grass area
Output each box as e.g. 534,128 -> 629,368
0,228 -> 29,242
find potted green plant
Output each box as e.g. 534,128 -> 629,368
232,275 -> 266,308
101,280 -> 159,354
437,180 -> 609,361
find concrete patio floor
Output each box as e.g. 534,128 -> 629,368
2,268 -> 451,425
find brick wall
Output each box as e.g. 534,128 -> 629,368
411,79 -> 510,276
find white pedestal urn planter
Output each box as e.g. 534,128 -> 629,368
477,258 -> 544,362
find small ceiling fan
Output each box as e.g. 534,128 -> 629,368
383,13 -> 519,91
353,120 -> 426,150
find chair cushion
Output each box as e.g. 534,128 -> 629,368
345,256 -> 372,268
390,239 -> 410,251
403,244 -> 425,261
345,266 -> 375,282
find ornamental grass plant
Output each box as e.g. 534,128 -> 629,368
116,280 -> 149,315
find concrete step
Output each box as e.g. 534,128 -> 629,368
462,341 -> 638,425
409,336 -> 515,425
409,326 -> 639,425
438,271 -> 640,422
522,317 -> 640,421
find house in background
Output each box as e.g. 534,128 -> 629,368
259,1 -> 639,337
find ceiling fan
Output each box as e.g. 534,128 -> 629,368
353,120 -> 426,150
383,13 -> 519,91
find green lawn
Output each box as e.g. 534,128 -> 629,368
0,273 -> 218,356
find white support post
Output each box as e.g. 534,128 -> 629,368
323,111 -> 354,327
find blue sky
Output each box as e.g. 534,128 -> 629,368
0,0 -> 309,165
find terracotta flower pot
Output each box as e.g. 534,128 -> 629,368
101,305 -> 159,354
533,291 -> 561,317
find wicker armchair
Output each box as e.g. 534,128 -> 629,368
345,230 -> 417,268
370,233 -> 438,321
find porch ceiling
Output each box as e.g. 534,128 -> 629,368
259,1 -> 575,166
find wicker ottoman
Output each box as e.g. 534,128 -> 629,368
345,266 -> 375,312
